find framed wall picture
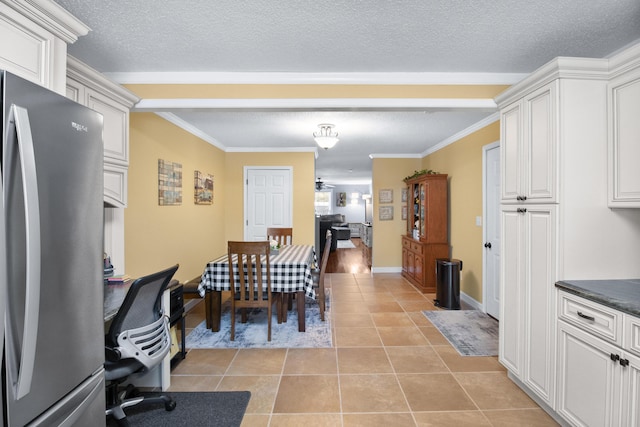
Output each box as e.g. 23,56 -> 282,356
336,192 -> 347,207
379,206 -> 394,221
194,170 -> 214,205
158,159 -> 182,206
379,189 -> 393,203
401,187 -> 408,203
402,205 -> 408,220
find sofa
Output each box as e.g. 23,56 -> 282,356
315,214 -> 347,259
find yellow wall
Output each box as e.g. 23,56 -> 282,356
125,113 -> 227,283
224,152 -> 316,245
125,115 -> 316,282
371,158 -> 422,268
421,121 -> 500,301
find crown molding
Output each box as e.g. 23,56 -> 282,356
133,97 -> 497,112
422,112 -> 500,156
154,112 -> 224,150
106,71 -> 526,86
608,40 -> 640,78
495,56 -> 609,108
67,55 -> 140,107
226,146 -> 318,153
369,153 -> 422,159
1,0 -> 90,43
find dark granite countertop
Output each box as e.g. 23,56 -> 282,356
555,279 -> 640,318
104,281 -> 133,322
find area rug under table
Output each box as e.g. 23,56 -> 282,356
186,295 -> 332,349
423,310 -> 499,356
107,391 -> 250,427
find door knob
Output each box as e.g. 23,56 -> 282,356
484,242 -> 492,248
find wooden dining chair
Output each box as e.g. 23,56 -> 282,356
267,227 -> 293,246
312,230 -> 332,321
228,240 -> 281,341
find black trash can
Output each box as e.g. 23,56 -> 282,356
434,258 -> 463,310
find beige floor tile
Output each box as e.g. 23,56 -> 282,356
340,374 -> 410,413
398,299 -> 439,313
454,372 -> 539,410
337,347 -> 393,373
343,412 -> 416,426
167,375 -> 221,392
377,326 -> 430,346
367,301 -> 405,313
386,283 -> 422,294
433,346 -> 505,372
386,346 -> 449,373
397,373 -> 477,412
371,312 -> 415,327
332,312 -> 374,327
361,292 -> 395,302
393,291 -> 427,301
482,409 -> 560,426
226,348 -> 287,375
240,413 -> 270,427
270,413 -> 342,426
273,375 -> 340,413
172,348 -> 237,375
413,411 -> 492,426
334,327 -> 382,347
419,327 -> 452,346
334,292 -> 365,302
217,375 -> 280,414
331,302 -> 370,313
283,348 -> 338,374
407,311 -> 432,326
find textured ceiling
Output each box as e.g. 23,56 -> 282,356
53,0 -> 640,184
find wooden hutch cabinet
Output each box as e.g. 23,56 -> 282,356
401,174 -> 449,293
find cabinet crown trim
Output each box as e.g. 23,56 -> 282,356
1,0 -> 89,43
495,57 -> 608,108
67,55 -> 140,107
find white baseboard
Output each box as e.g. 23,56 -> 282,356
460,292 -> 483,311
371,266 -> 402,273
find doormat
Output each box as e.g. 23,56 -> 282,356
422,310 -> 498,356
107,391 -> 250,427
186,293 -> 331,349
336,240 -> 356,249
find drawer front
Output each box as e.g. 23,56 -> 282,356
558,291 -> 622,344
410,242 -> 423,254
402,238 -> 411,249
625,315 -> 640,357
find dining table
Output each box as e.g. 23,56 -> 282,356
197,244 -> 316,333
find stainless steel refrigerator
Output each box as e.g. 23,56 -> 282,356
1,71 -> 106,426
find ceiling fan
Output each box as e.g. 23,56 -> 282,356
315,178 -> 334,191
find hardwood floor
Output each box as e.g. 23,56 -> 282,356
326,237 -> 371,274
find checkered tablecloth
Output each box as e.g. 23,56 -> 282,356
198,244 -> 316,299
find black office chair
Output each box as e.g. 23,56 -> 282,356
105,264 -> 179,427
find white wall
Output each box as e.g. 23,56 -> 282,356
332,184 -> 371,223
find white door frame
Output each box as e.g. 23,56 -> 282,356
243,166 -> 293,240
482,141 -> 500,317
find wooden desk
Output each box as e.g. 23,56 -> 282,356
198,245 -> 316,333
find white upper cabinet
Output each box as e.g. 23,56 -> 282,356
66,56 -> 139,207
0,0 -> 88,93
499,81 -> 557,204
608,45 -> 640,208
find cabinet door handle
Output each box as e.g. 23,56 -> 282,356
610,353 -> 620,362
577,311 -> 595,322
484,242 -> 492,248
620,358 -> 629,367
516,195 -> 528,201
517,208 -> 527,214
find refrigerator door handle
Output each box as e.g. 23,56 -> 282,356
5,105 -> 41,400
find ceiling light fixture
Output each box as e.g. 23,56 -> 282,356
313,123 -> 339,150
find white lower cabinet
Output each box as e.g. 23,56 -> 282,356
557,291 -> 640,426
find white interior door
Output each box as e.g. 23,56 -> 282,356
245,167 -> 292,241
483,142 -> 501,319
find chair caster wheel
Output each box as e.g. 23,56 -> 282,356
165,400 -> 177,411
